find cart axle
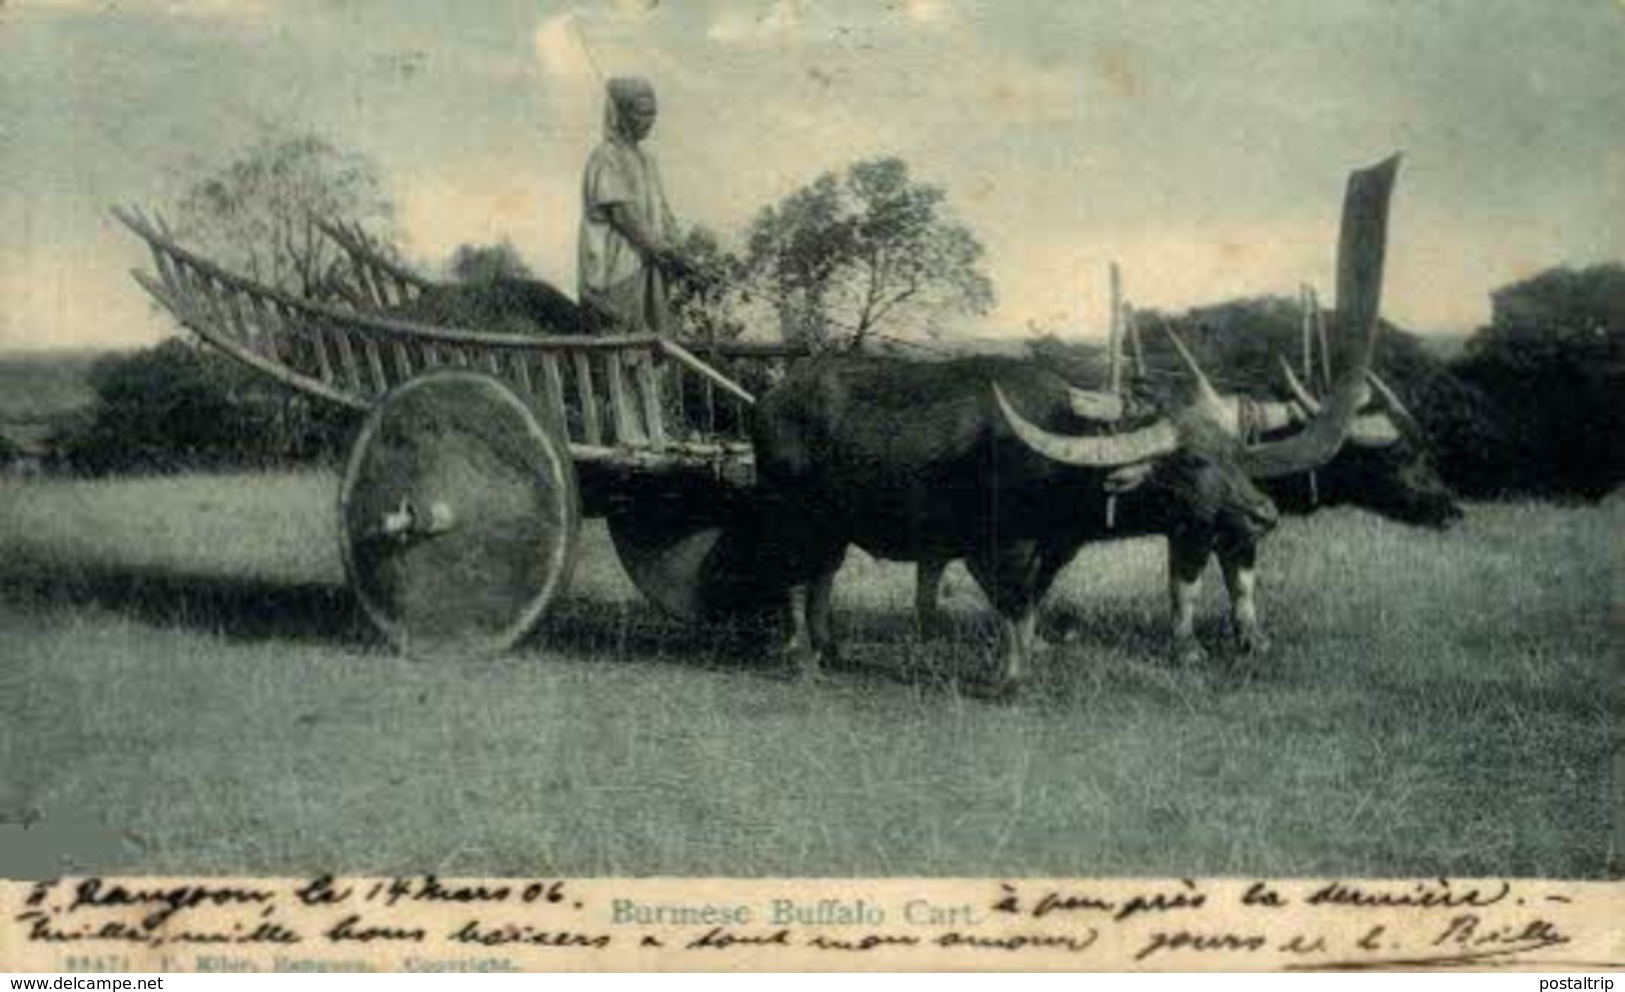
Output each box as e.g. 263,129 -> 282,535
377,498 -> 457,542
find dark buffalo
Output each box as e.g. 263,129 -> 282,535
750,355 -> 1270,692
1116,328 -> 1458,658
916,343 -> 1458,659
1139,313 -> 1462,531
1269,358 -> 1462,528
751,156 -> 1400,692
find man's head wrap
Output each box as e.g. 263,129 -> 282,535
604,76 -> 657,142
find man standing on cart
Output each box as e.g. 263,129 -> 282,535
577,76 -> 691,335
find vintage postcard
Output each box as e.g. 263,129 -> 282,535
1,0 -> 1621,973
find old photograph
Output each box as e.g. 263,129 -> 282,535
1,0 -> 1621,969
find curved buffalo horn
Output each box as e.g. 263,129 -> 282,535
1276,355 -> 1374,416
1243,154 -> 1402,476
1239,382 -> 1361,477
1163,323 -> 1221,401
1349,414 -> 1401,447
1327,153 -> 1402,383
1250,397 -> 1308,435
994,384 -> 1178,468
1162,323 -> 1232,431
1277,354 -> 1321,414
1067,387 -> 1124,421
1366,370 -> 1422,435
1276,355 -> 1398,447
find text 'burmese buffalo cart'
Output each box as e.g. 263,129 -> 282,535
116,208 -> 810,659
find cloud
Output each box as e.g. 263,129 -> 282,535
162,0 -> 269,19
704,0 -> 956,45
395,159 -> 579,292
901,0 -> 955,27
15,0 -> 270,17
0,231 -> 172,351
970,217 -> 1335,341
534,10 -> 596,80
11,0 -> 111,12
705,0 -> 807,45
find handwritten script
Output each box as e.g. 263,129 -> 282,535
4,877 -> 1617,972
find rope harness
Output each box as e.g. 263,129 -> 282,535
1235,396 -> 1267,446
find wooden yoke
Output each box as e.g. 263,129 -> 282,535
1299,283 -> 1321,506
1105,263 -> 1125,529
1108,262 -> 1124,396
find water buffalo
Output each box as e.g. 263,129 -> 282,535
1269,358 -> 1462,528
915,352 -> 1457,660
1137,328 -> 1455,659
751,155 -> 1399,693
912,324 -> 1460,649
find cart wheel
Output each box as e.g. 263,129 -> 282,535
339,370 -> 580,659
608,491 -> 786,622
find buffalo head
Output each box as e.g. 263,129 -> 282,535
998,153 -> 1404,530
990,153 -> 1404,665
1276,359 -> 1463,528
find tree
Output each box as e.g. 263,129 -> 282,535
174,131 -> 396,299
669,225 -> 750,341
162,131 -> 394,461
743,157 -> 995,348
1453,264 -> 1625,498
447,239 -> 534,284
53,340 -> 351,475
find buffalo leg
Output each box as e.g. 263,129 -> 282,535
1219,541 -> 1271,655
780,553 -> 843,681
1028,541 -> 1077,649
806,565 -> 840,666
914,554 -> 949,638
1004,608 -> 1039,682
964,541 -> 1041,696
781,585 -> 822,680
1167,534 -> 1213,666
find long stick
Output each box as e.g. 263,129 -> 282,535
659,338 -> 756,404
1104,263 -> 1124,530
1125,303 -> 1146,378
1300,283 -> 1315,383
1311,286 -> 1332,391
1107,262 -> 1123,395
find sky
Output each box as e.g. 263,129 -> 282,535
1,0 -> 1622,351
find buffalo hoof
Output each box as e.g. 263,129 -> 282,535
1032,628 -> 1070,655
1170,638 -> 1209,668
778,646 -> 824,683
962,675 -> 1023,704
914,612 -> 947,642
1234,625 -> 1273,656
820,644 -> 861,673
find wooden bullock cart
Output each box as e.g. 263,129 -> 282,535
115,208 -> 808,658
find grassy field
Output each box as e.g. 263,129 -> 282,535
0,470 -> 1618,878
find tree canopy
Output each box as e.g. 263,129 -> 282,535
447,239 -> 534,284
669,225 -> 750,341
175,131 -> 396,298
743,157 -> 994,349
137,131 -> 393,466
1454,263 -> 1624,498
54,340 -> 351,475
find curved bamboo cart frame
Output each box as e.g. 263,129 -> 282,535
115,207 -> 810,656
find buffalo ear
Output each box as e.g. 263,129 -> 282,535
1104,462 -> 1155,494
